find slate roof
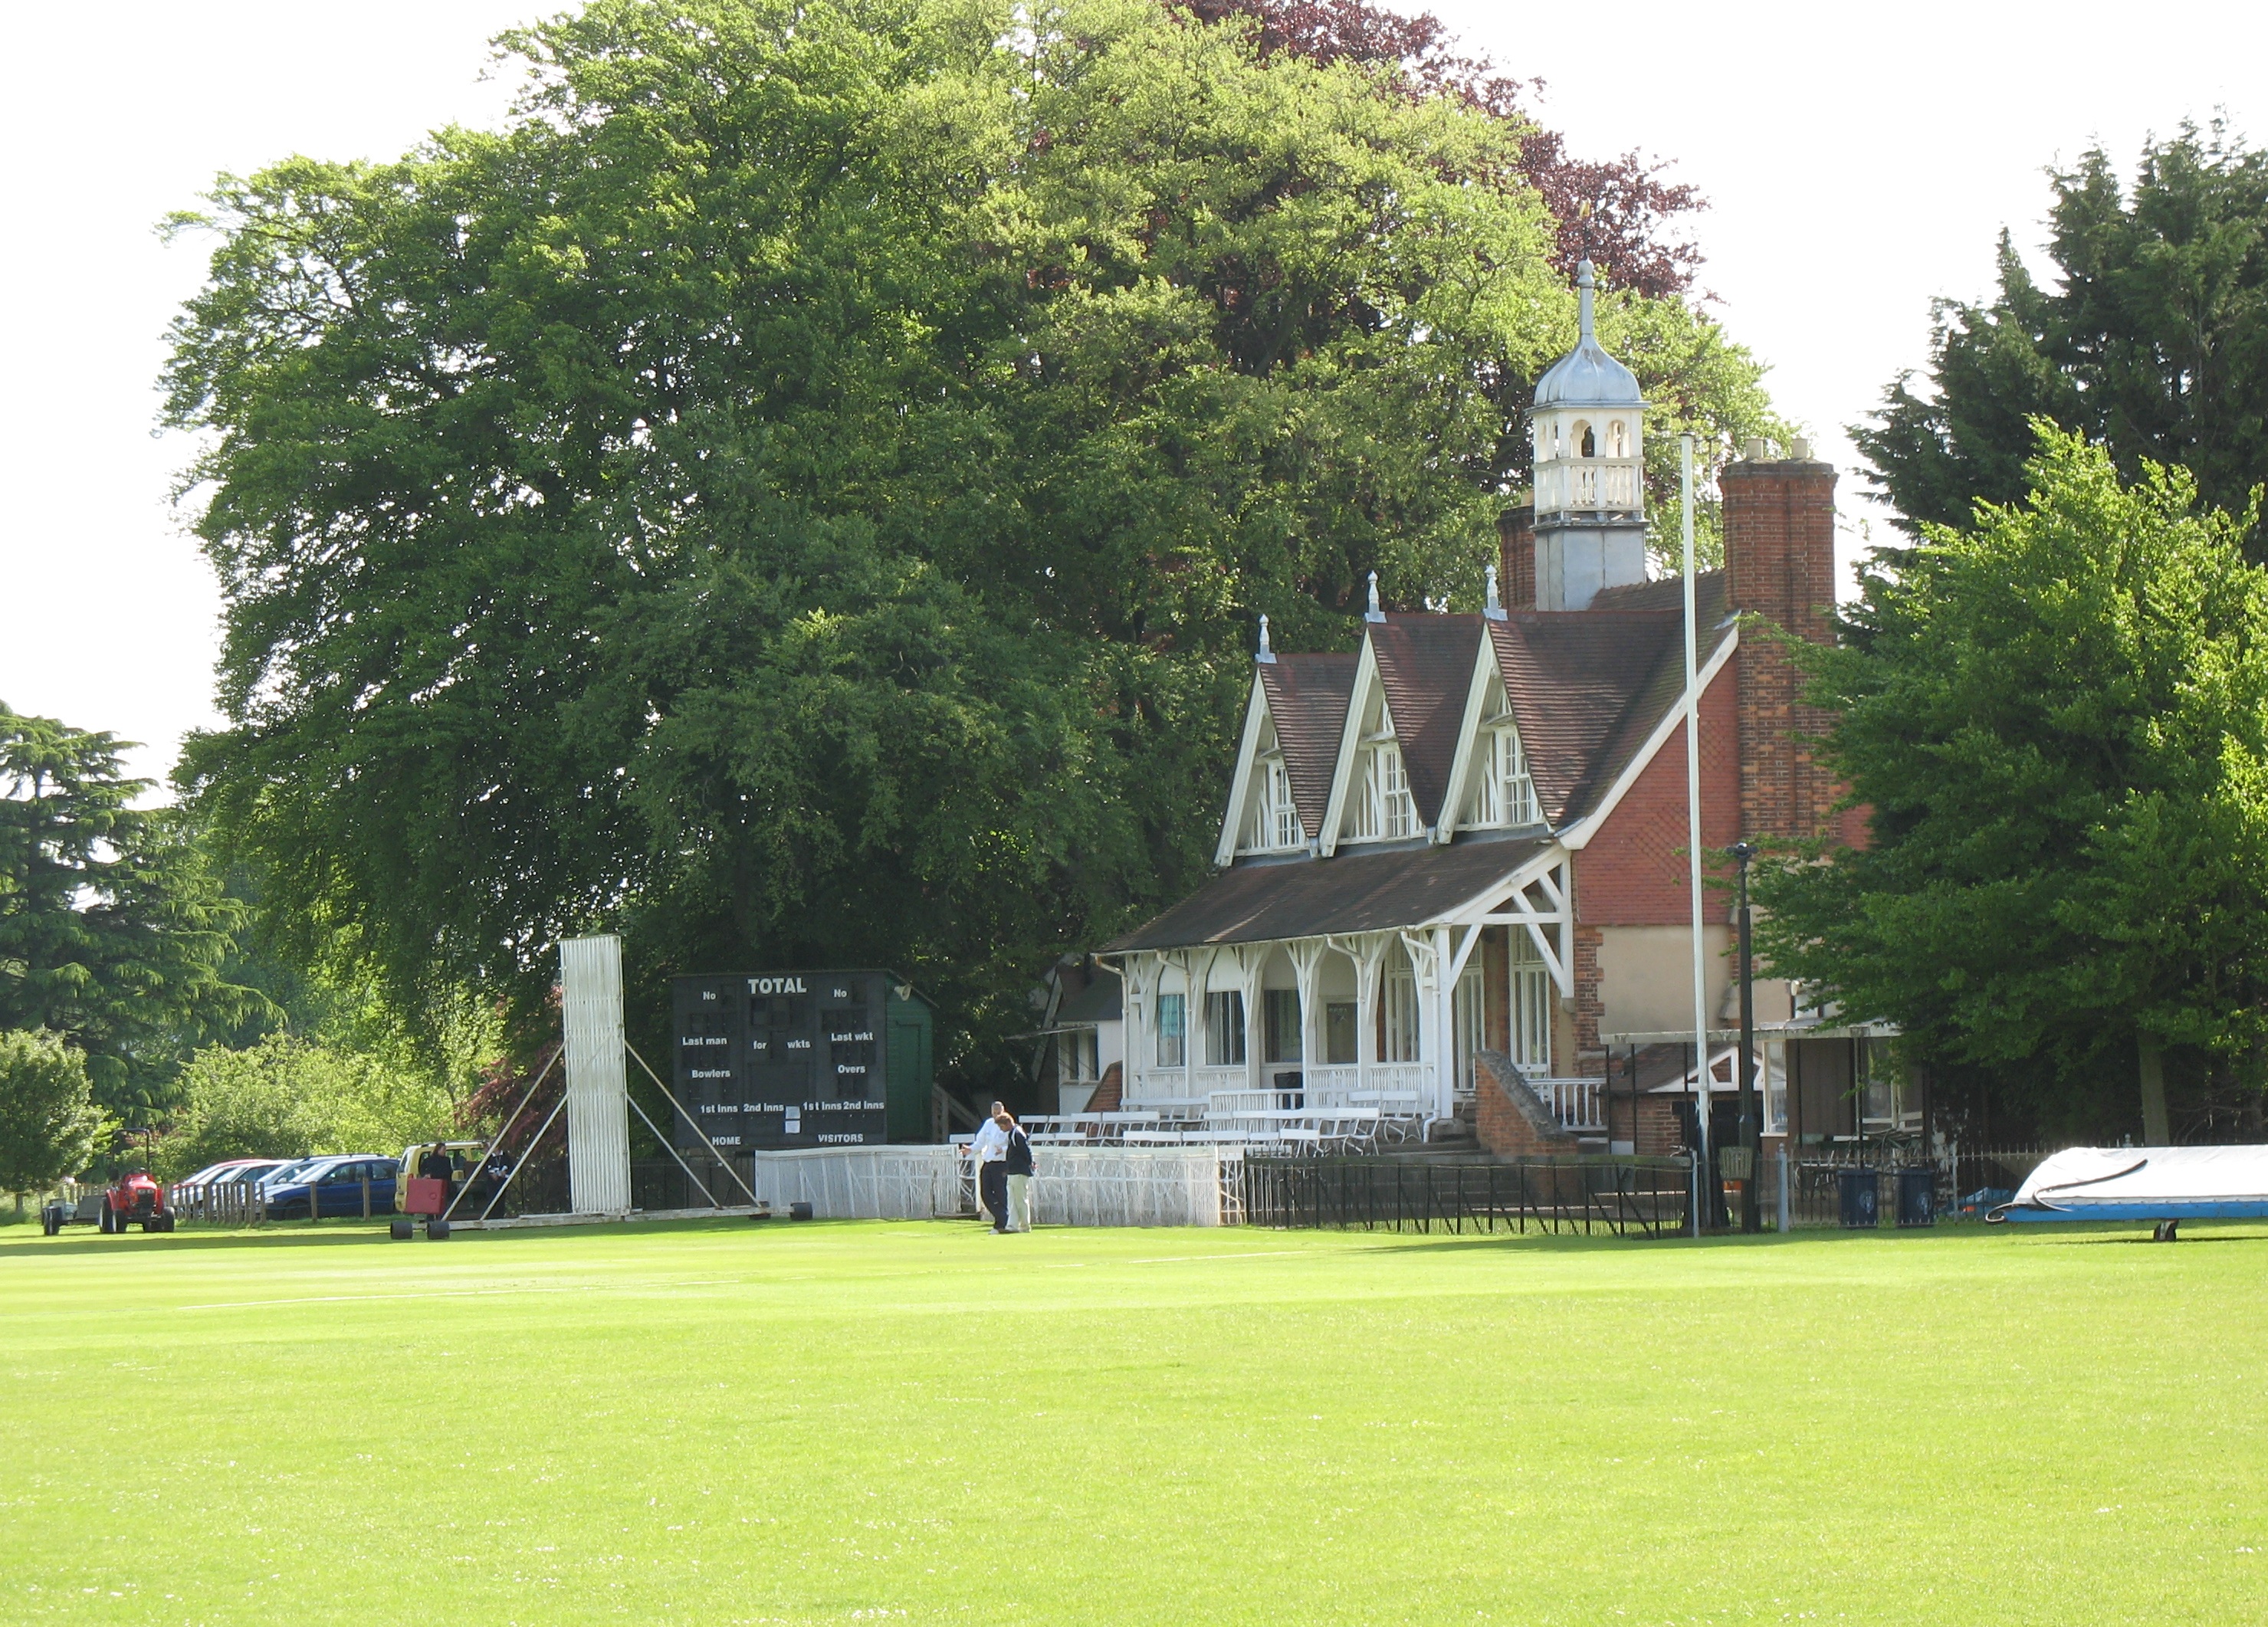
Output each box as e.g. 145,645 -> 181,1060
1367,615 -> 1487,826
1104,835 -> 1551,953
1054,969 -> 1122,1025
1256,654 -> 1356,844
1491,571 -> 1733,825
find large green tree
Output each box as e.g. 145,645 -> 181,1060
0,708 -> 256,1113
0,1029 -> 109,1202
1859,122 -> 2268,555
1754,431 -> 2268,1142
164,0 -> 1777,1087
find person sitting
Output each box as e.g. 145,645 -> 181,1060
418,1142 -> 453,1183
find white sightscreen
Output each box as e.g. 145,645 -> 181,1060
560,934 -> 632,1215
746,1145 -> 1238,1226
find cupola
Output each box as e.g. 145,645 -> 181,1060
1529,260 -> 1648,611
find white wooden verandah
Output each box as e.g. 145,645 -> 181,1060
1107,845 -> 1584,1126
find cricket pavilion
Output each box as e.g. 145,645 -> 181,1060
1094,263 -> 1899,1160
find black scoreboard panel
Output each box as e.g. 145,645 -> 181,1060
671,972 -> 890,1150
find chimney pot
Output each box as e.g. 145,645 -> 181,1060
1742,436 -> 1767,462
1791,436 -> 1813,461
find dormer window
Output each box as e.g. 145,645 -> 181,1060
1242,755 -> 1304,854
1469,722 -> 1539,828
1352,740 -> 1417,841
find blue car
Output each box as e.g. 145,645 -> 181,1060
263,1155 -> 399,1220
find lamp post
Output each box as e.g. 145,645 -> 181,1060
1728,841 -> 1761,1233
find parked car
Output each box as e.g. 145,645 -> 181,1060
169,1158 -> 270,1203
262,1155 -> 399,1220
253,1158 -> 326,1197
217,1160 -> 292,1187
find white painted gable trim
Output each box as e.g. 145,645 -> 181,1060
1433,630 -> 1509,845
1557,623 -> 1740,851
1213,671 -> 1273,868
1315,634 -> 1384,859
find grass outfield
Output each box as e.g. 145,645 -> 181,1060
3,1219 -> 2264,1625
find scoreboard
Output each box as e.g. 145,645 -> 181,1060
671,970 -> 906,1151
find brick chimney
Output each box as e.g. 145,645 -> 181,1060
1720,442 -> 1837,843
1497,502 -> 1536,612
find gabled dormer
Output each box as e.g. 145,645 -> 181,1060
1214,625 -> 1356,866
1318,597 -> 1488,856
1442,663 -> 1544,836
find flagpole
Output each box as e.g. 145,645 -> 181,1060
1682,432 -> 1711,1230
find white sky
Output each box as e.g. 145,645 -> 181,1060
5,0 -> 2266,789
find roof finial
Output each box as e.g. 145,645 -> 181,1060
1576,258 -> 1597,346
1485,562 -> 1507,621
1255,612 -> 1276,664
1365,570 -> 1385,622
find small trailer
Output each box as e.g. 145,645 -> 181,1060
1990,1145 -> 2268,1241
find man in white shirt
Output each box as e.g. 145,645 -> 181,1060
970,1100 -> 1010,1232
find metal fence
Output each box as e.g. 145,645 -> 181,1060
1777,1145 -> 2053,1227
1242,1156 -> 1694,1238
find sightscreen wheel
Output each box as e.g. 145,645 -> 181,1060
428,1219 -> 451,1240
389,1218 -> 414,1241
43,1207 -> 61,1237
2153,1219 -> 2181,1242
99,1202 -> 117,1235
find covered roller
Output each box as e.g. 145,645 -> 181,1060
1992,1145 -> 2268,1238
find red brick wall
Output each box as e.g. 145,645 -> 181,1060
1475,1055 -> 1580,1156
1498,504 -> 1536,612
1574,662 -> 1740,926
1722,458 -> 1840,842
1570,925 -> 1605,1079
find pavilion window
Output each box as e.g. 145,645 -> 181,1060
1382,971 -> 1420,1062
1266,759 -> 1301,849
1262,989 -> 1302,1063
1204,991 -> 1247,1067
1357,742 -> 1417,841
1323,1001 -> 1357,1065
1509,933 -> 1551,1074
1155,993 -> 1186,1068
1472,724 -> 1538,828
1452,966 -> 1485,1096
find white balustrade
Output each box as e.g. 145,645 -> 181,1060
1536,459 -> 1642,515
1536,1077 -> 1606,1132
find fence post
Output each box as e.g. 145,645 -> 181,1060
1776,1150 -> 1790,1233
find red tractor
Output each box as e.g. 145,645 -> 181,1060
42,1171 -> 175,1236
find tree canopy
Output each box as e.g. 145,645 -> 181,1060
1858,122 -> 2268,555
0,1029 -> 107,1197
1753,430 -> 2268,1141
0,707 -> 255,1113
164,0 -> 1778,1089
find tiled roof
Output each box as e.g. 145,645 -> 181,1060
1257,654 -> 1356,845
1368,615 -> 1487,827
1103,834 -> 1553,953
1490,571 -> 1734,825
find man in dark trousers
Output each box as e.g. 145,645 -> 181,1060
972,1101 -> 1011,1232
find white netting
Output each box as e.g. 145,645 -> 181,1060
743,1145 -> 1241,1226
747,1146 -> 964,1220
1031,1146 -> 1241,1228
